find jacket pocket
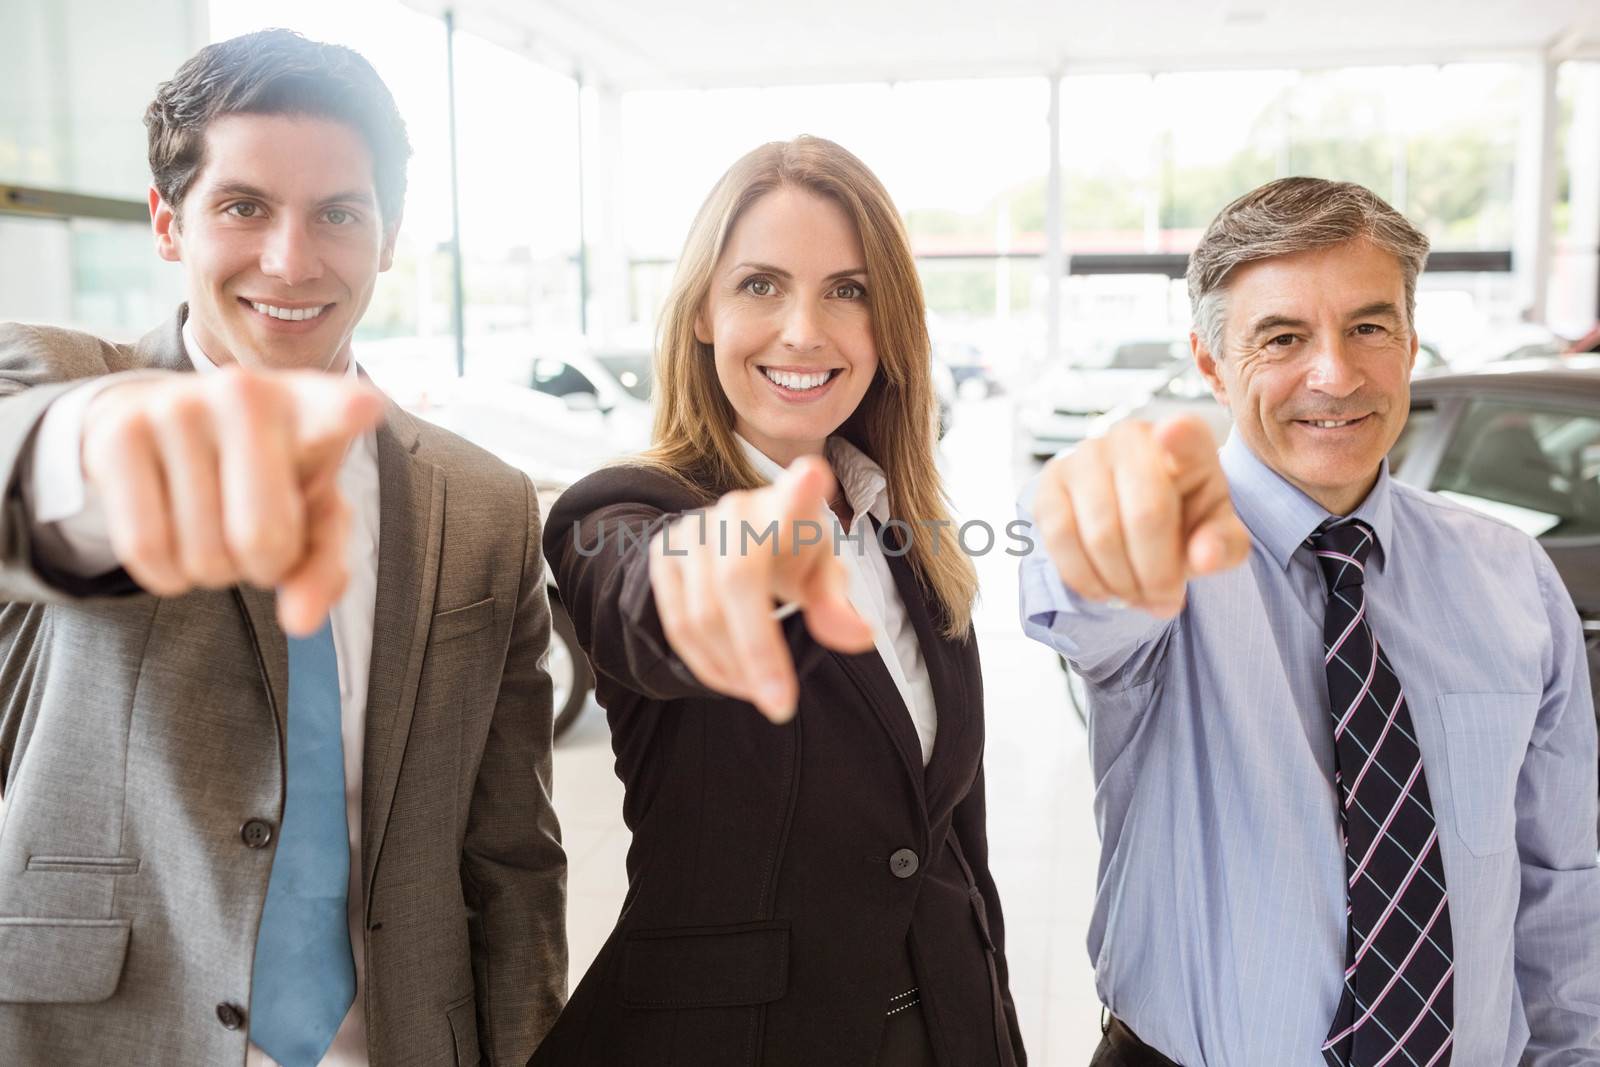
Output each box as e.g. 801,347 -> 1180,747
621,920 -> 789,1009
0,917 -> 131,1003
25,855 -> 140,875
1436,691 -> 1539,857
431,597 -> 496,644
445,994 -> 480,1067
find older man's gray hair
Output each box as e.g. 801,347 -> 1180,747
1186,177 -> 1431,355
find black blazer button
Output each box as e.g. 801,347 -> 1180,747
216,1002 -> 246,1030
889,848 -> 920,879
240,820 -> 275,849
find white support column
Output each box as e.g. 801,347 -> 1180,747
185,0 -> 209,50
1512,54 -> 1559,324
1553,62 -> 1600,334
1044,73 -> 1063,378
995,200 -> 1012,329
581,83 -> 629,345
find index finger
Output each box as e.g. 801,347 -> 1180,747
211,375 -> 303,587
1110,424 -> 1186,613
717,568 -> 800,722
796,551 -> 874,653
275,481 -> 352,636
286,375 -> 387,475
771,455 -> 835,529
1183,482 -> 1252,577
1155,415 -> 1222,495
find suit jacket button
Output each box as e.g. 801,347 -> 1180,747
240,820 -> 274,849
889,848 -> 920,879
216,1002 -> 246,1030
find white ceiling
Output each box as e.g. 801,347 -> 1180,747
400,0 -> 1600,90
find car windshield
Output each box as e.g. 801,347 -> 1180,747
597,353 -> 653,401
1498,340 -> 1566,363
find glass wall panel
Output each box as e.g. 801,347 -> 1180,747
210,0 -> 585,388
0,0 -> 196,198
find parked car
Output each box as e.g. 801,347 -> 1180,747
1081,341 -> 1449,450
1018,338 -> 1187,460
410,375 -> 623,484
1059,358 -> 1600,781
1445,323 -> 1567,369
1397,354 -> 1600,610
1086,360 -> 1231,447
933,354 -> 957,439
528,348 -> 654,457
938,340 -> 1003,399
533,480 -> 599,740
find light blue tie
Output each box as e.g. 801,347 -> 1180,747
249,621 -> 356,1067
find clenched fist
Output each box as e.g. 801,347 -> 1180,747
80,367 -> 385,635
648,455 -> 874,723
1033,415 -> 1251,617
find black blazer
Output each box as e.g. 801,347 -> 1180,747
534,464 -> 1025,1067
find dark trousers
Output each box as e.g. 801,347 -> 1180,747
1090,1016 -> 1181,1067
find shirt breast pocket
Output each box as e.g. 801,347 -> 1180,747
1436,691 -> 1539,858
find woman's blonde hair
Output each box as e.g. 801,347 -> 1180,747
636,135 -> 977,639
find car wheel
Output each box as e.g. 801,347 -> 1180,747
549,597 -> 593,740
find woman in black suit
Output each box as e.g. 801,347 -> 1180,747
535,135 -> 1024,1067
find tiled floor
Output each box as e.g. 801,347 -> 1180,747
551,396 -> 1108,1064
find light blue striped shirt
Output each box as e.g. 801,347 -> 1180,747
1018,431 -> 1600,1066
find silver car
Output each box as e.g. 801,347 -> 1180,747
1018,338 -> 1188,460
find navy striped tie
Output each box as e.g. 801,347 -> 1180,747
1311,519 -> 1454,1067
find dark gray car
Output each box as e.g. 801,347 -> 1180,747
1397,358 -> 1600,709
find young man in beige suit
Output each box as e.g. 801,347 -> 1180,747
0,30 -> 566,1066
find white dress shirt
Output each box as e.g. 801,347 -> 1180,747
737,435 -> 938,765
23,322 -> 380,1067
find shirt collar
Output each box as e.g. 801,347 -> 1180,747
734,434 -> 892,527
1219,428 -> 1393,573
181,318 -> 359,381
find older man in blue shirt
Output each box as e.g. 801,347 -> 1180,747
1019,177 -> 1599,1066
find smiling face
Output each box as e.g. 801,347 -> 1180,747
153,112 -> 397,373
693,185 -> 878,467
1194,238 -> 1418,515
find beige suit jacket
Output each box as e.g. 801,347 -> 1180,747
0,309 -> 566,1066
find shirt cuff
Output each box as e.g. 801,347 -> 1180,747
1015,479 -> 1167,663
23,376 -> 143,576
28,376 -> 135,523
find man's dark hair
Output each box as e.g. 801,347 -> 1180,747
145,29 -> 412,224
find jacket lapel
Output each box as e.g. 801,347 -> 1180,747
133,304 -> 197,372
232,585 -> 290,743
831,646 -> 927,812
828,517 -> 977,821
360,401 -> 445,905
877,523 -> 976,821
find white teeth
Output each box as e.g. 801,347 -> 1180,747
1310,419 -> 1355,428
762,367 -> 831,391
250,301 -> 328,321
